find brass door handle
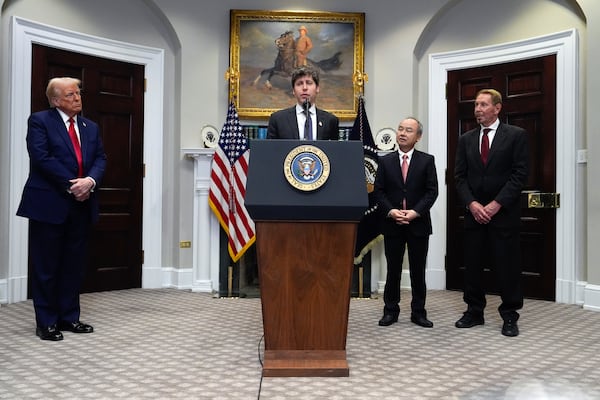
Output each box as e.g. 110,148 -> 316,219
526,192 -> 560,208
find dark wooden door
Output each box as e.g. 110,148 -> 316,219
30,44 -> 145,292
446,55 -> 557,300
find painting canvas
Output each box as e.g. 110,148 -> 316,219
229,10 -> 365,120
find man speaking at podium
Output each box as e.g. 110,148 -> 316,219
267,66 -> 339,141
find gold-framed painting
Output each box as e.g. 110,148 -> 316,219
228,9 -> 365,121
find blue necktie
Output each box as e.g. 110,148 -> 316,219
304,109 -> 313,140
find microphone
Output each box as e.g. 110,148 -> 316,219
303,98 -> 311,114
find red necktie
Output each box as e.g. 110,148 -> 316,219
481,128 -> 490,165
68,118 -> 83,177
402,154 -> 408,209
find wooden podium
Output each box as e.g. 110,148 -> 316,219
245,140 -> 368,377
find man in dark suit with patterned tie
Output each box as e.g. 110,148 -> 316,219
267,66 -> 339,141
374,117 -> 438,328
454,88 -> 529,337
17,77 -> 107,341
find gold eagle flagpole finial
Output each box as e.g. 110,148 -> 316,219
225,67 -> 239,103
352,70 -> 369,97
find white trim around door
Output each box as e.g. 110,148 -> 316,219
6,16 -> 165,303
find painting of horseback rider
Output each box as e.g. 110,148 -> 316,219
231,10 -> 365,120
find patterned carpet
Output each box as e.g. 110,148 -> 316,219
1,288 -> 599,399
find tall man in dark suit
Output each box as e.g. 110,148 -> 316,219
374,117 -> 438,328
454,88 -> 528,337
267,66 -> 339,140
17,77 -> 107,341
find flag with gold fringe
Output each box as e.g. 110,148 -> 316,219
349,96 -> 383,264
208,102 -> 255,262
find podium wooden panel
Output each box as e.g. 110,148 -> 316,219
256,221 -> 357,377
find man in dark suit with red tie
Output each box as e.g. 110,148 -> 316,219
17,77 -> 107,341
267,66 -> 339,141
454,88 -> 528,337
374,117 -> 438,328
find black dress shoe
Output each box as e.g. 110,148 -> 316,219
455,313 -> 484,328
58,321 -> 94,333
36,325 -> 64,341
378,314 -> 398,326
411,314 -> 434,328
502,320 -> 519,337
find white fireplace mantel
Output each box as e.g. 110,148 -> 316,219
182,148 -> 220,293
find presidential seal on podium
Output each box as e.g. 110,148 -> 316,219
283,144 -> 331,192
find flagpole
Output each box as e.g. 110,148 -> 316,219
225,68 -> 238,216
209,96 -> 256,297
348,84 -> 383,299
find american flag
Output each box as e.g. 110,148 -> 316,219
208,102 -> 255,262
349,96 -> 383,264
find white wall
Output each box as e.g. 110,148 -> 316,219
579,0 -> 600,310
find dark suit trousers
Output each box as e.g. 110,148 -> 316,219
382,228 -> 429,317
29,199 -> 91,327
463,224 -> 523,321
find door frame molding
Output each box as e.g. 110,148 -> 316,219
6,16 -> 165,302
428,29 -> 579,304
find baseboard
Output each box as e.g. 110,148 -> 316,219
583,283 -> 600,312
3,276 -> 28,304
141,264 -> 164,288
0,278 -> 6,304
160,267 -> 192,290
